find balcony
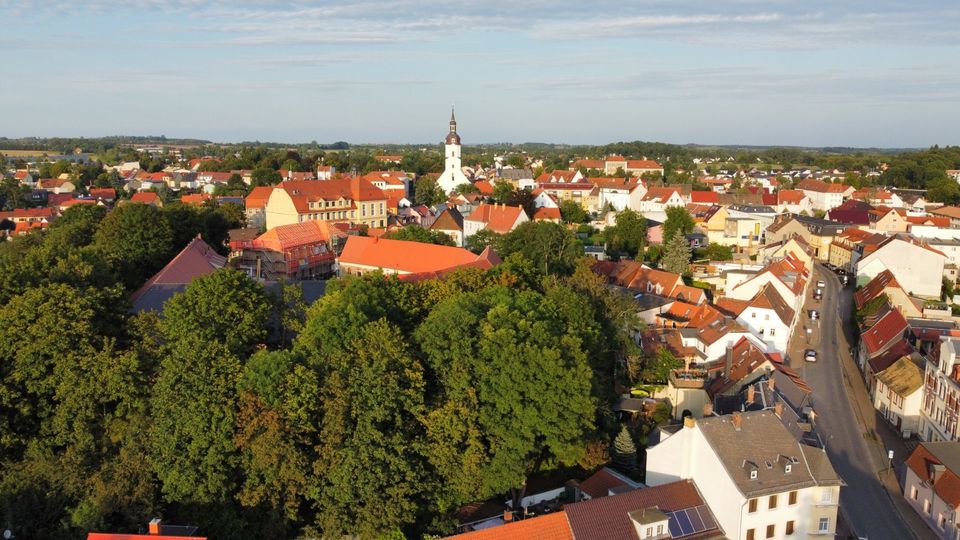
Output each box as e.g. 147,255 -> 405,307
670,369 -> 708,389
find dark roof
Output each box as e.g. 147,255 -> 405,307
696,410 -> 841,498
578,467 -> 641,499
431,207 -> 465,231
564,480 -> 721,540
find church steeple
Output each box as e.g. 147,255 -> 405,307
449,107 -> 457,133
445,107 -> 461,145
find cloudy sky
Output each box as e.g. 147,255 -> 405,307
2,0 -> 958,147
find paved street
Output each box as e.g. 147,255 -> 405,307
787,264 -> 928,540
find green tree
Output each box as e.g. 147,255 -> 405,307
250,167 -> 282,187
497,221 -> 583,276
661,232 -> 692,275
603,209 -> 647,259
492,182 -> 514,204
466,228 -> 503,254
92,203 -> 175,289
559,200 -> 588,223
611,426 -> 637,473
414,177 -> 446,206
639,348 -> 683,384
662,206 -> 695,242
383,225 -> 455,246
694,243 -> 733,261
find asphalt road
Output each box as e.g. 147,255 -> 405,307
793,264 -> 914,540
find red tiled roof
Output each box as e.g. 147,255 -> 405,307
129,236 -> 226,305
797,179 -> 851,193
906,216 -> 950,227
867,339 -> 914,375
642,187 -> 680,202
777,189 -> 806,204
715,297 -> 750,317
626,159 -> 661,169
131,192 -> 160,204
854,270 -> 900,309
249,220 -> 344,252
450,511 -> 573,540
861,307 -> 909,355
690,191 -> 719,204
338,236 -> 483,274
180,193 -> 211,206
533,207 -> 561,221
905,444 -> 960,508
276,178 -> 386,214
466,204 -> 526,234
245,186 -> 274,210
572,159 -> 605,170
578,468 -> 631,499
89,187 -> 116,200
564,480 -> 716,540
474,180 -> 495,196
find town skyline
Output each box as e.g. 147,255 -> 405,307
3,0 -> 958,147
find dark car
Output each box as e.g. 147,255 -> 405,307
808,309 -> 820,320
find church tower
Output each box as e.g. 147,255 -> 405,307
437,107 -> 470,195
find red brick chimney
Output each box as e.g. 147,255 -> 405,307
747,385 -> 756,404
148,518 -> 161,535
732,411 -> 743,431
774,401 -> 784,418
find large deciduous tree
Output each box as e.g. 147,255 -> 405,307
93,203 -> 175,289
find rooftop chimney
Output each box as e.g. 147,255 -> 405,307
774,401 -> 784,418
768,377 -> 776,391
703,402 -> 714,417
732,411 -> 743,431
684,416 -> 696,429
503,510 -> 514,523
747,385 -> 756,404
724,343 -> 734,380
148,518 -> 161,535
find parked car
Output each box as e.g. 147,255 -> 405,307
804,349 -> 817,362
808,309 -> 820,320
813,288 -> 822,300
817,280 -> 826,288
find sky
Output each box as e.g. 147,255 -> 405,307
1,0 -> 958,148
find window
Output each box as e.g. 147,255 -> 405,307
751,312 -> 756,318
786,521 -> 794,535
769,494 -> 778,509
746,529 -> 756,540
939,514 -> 946,529
645,527 -> 653,537
789,491 -> 797,505
766,524 -> 775,538
911,486 -> 918,500
764,313 -> 770,321
748,498 -> 758,513
656,525 -> 663,535
821,489 -> 833,504
770,328 -> 776,336
925,499 -> 932,514
818,518 -> 829,533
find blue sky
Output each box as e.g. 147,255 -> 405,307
1,0 -> 958,147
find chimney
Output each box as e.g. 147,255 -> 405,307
767,377 -> 776,391
747,385 -> 756,404
732,411 -> 743,431
774,401 -> 784,418
148,518 -> 161,535
703,402 -> 713,417
503,510 -> 514,523
684,415 -> 696,429
724,343 -> 734,379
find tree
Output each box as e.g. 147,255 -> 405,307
661,232 -> 692,276
639,348 -> 683,384
466,228 -> 503,254
160,269 -> 270,357
504,154 -> 525,168
497,221 -> 583,276
383,225 -> 455,246
92,203 -> 175,289
694,243 -> 733,261
603,210 -> 647,259
559,200 -> 588,223
250,167 -> 282,187
611,426 -> 637,474
662,206 -> 695,243
414,176 -> 446,206
450,183 -> 480,196
492,182 -> 514,204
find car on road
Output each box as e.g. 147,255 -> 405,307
816,280 -> 826,288
808,309 -> 820,320
804,349 -> 817,362
813,289 -> 822,300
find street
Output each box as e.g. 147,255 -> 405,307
788,264 -> 923,540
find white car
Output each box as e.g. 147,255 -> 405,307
805,349 -> 817,362
817,280 -> 826,288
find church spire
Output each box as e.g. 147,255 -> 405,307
449,106 -> 457,133
445,107 -> 461,145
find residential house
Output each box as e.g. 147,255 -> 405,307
774,190 -> 811,215
129,236 -> 226,312
532,206 -> 561,223
797,178 -> 854,211
244,186 -> 274,231
828,227 -> 886,272
537,181 -> 599,213
868,206 -> 909,233
692,205 -> 727,244
639,187 -> 686,213
462,203 -> 528,242
431,207 -> 465,246
726,254 -> 809,314
857,305 -> 911,375
826,199 -> 871,226
757,236 -> 814,267
89,188 -> 116,203
855,269 -> 923,318
764,215 -> 846,261
729,284 -> 796,354
129,192 -> 163,207
931,206 -> 960,229
920,338 -> 960,442
646,410 -> 842,540
903,443 -> 960,538
856,235 -> 946,298
38,178 -> 76,194
264,178 -> 388,230
336,236 -> 499,277
496,167 -> 535,189
705,337 -> 781,402
690,191 -> 720,205
594,177 -> 646,211
228,220 -> 346,280
88,518 -> 206,540
872,355 -> 924,438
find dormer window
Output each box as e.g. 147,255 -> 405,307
785,464 -> 792,474
750,470 -> 758,480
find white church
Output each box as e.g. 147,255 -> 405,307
436,109 -> 471,195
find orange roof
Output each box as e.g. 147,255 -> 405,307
466,204 -> 526,234
180,193 -> 211,206
690,191 -> 719,204
572,159 -> 604,170
626,159 -> 661,169
14,221 -> 47,233
276,178 -> 386,214
642,187 -> 680,202
252,220 -> 344,252
130,192 -> 160,204
450,511 -> 573,540
905,444 -> 960,508
591,177 -> 642,192
245,186 -> 274,210
474,180 -> 495,196
797,179 -> 851,193
777,189 -> 806,204
533,207 -> 561,221
715,297 -> 750,317
61,199 -> 97,208
89,187 -> 116,200
907,216 -> 950,227
338,236 -> 484,274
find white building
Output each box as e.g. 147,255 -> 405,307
872,356 -> 924,439
903,442 -> 960,539
920,338 -> 960,442
646,410 -> 842,540
436,109 -> 470,195
856,235 -> 946,299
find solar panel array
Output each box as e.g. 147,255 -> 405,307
666,505 -> 717,538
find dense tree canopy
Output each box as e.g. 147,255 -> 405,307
603,209 -> 647,259
383,224 -> 455,246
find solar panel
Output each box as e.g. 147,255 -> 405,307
687,507 -> 705,531
675,510 -> 694,535
668,514 -> 683,538
695,505 -> 718,530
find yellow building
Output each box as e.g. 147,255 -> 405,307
264,178 -> 387,231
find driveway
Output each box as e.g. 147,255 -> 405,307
787,264 -> 926,540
